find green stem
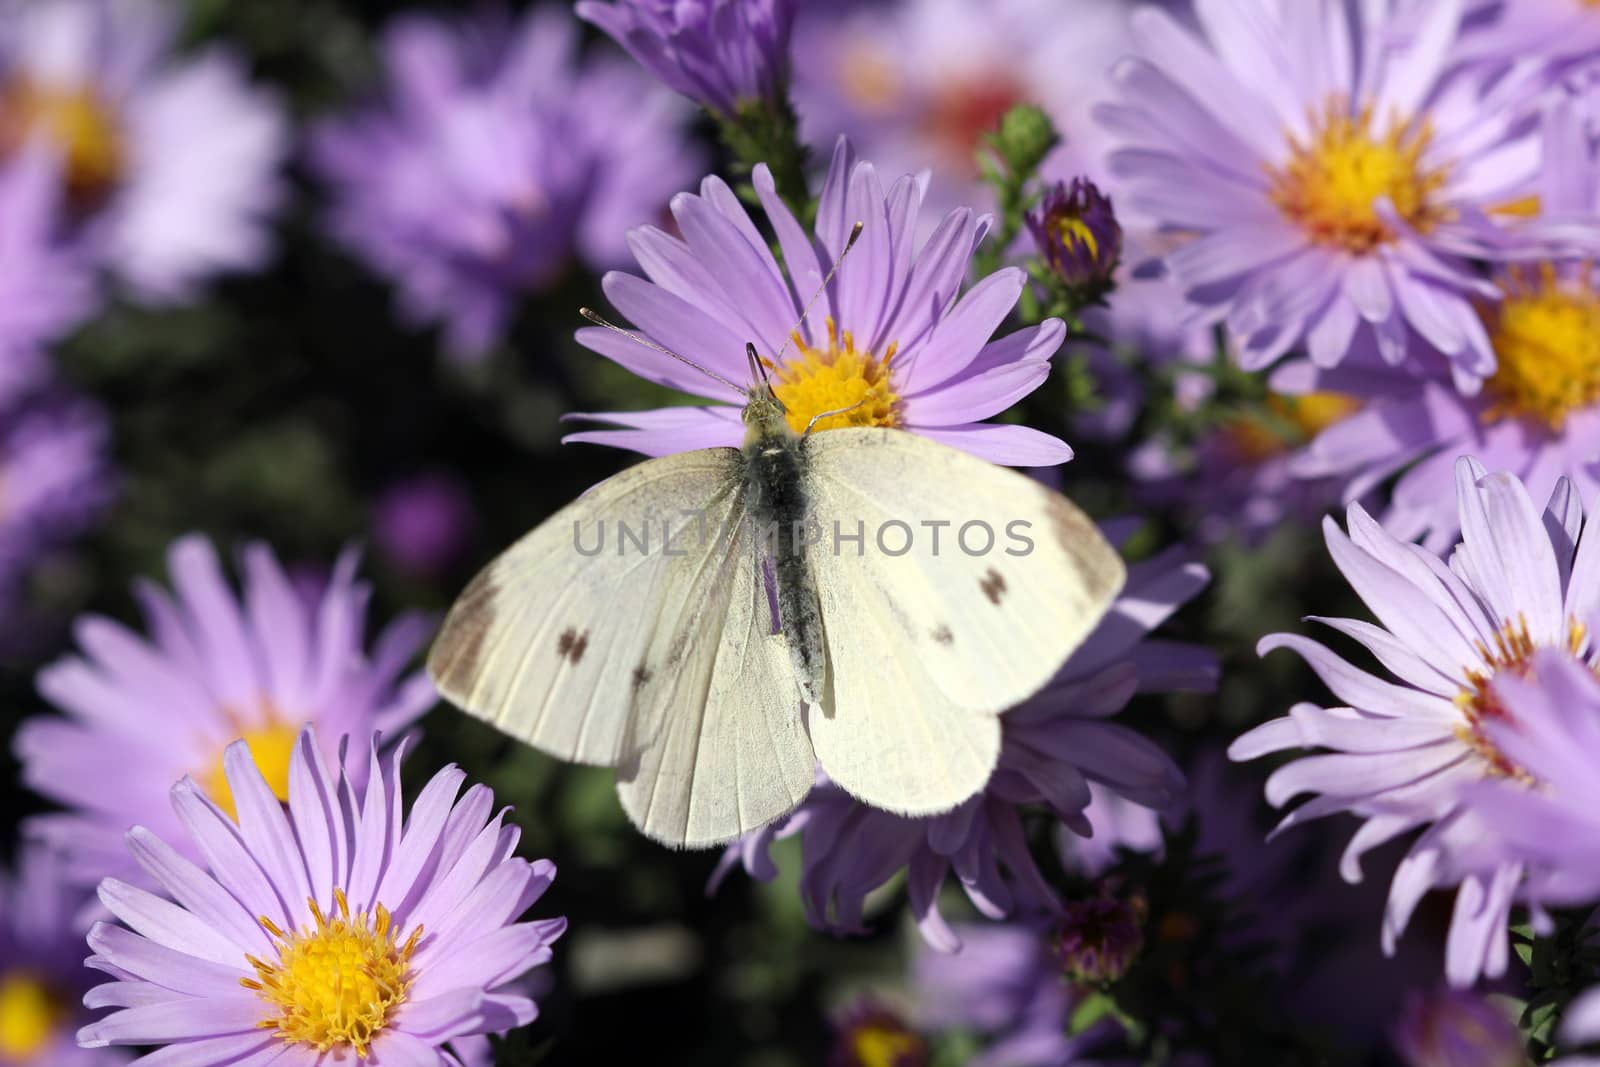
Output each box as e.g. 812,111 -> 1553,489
715,95 -> 813,225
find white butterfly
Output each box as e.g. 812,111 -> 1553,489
429,257 -> 1124,849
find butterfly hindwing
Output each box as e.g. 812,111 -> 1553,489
799,427 -> 1126,815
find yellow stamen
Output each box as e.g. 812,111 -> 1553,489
1268,97 -> 1449,254
244,889 -> 420,1056
0,972 -> 64,1060
203,720 -> 303,822
1055,216 -> 1100,260
1218,392 -> 1361,462
770,318 -> 901,434
1481,263 -> 1600,430
1454,615 -> 1591,781
0,78 -> 122,207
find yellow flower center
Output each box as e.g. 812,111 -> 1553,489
1482,263 -> 1600,430
0,972 -> 63,1060
1218,392 -> 1361,462
1268,97 -> 1448,254
770,319 -> 901,435
1455,616 -> 1591,781
243,889 -> 421,1057
0,78 -> 122,207
203,720 -> 303,822
849,1022 -> 926,1067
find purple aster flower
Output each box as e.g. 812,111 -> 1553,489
1289,91 -> 1600,550
76,727 -> 565,1065
1391,986 -> 1527,1067
372,471 -> 479,580
1098,0 -> 1544,385
572,138 -> 1074,465
1457,652 -> 1600,907
913,921 -> 1115,1067
0,846 -> 129,1066
1027,178 -> 1122,297
312,8 -> 700,361
1230,456 -> 1600,987
0,145 -> 94,405
577,0 -> 794,118
0,0 -> 287,301
788,0 -> 1137,218
16,534 -> 437,889
711,534 -> 1210,950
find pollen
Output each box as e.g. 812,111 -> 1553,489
202,719 -> 303,822
769,318 -> 901,434
0,78 -> 122,207
0,971 -> 64,1060
1481,263 -> 1600,431
1218,392 -> 1361,462
1268,97 -> 1449,254
243,889 -> 421,1056
1454,615 -> 1591,781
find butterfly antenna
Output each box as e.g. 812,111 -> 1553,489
578,307 -> 747,399
765,221 -> 866,372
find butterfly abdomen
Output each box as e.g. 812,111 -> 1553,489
744,428 -> 825,706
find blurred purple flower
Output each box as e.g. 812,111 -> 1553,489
712,535 -> 1210,951
788,0 -> 1137,219
1027,178 -> 1121,294
372,470 -> 478,579
828,1000 -> 929,1067
1138,388 -> 1364,545
313,8 -> 700,361
1232,456 -> 1600,987
1098,0 -> 1544,385
0,846 -> 130,1066
577,0 -> 794,117
77,727 -> 565,1065
1557,986 -> 1600,1066
572,138 -> 1073,465
1290,91 -> 1600,551
1391,987 -> 1526,1067
913,921 -> 1113,1067
1451,0 -> 1600,78
0,0 -> 287,301
0,394 -> 112,649
16,534 -> 437,889
0,146 -> 95,405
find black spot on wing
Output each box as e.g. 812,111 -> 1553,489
557,627 -> 589,663
931,624 -> 954,646
980,568 -> 1007,606
631,663 -> 653,689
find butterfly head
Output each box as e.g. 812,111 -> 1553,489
741,342 -> 795,443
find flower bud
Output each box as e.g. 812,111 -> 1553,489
1028,178 -> 1122,296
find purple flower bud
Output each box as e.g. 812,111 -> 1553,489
1052,890 -> 1146,985
577,0 -> 795,118
1027,177 -> 1122,294
1391,987 -> 1526,1067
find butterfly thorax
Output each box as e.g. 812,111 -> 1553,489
741,386 -> 826,705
